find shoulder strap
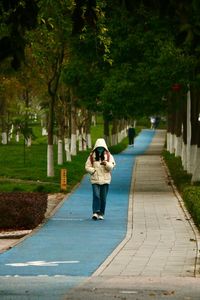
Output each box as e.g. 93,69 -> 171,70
90,150 -> 110,166
105,150 -> 110,162
89,153 -> 94,165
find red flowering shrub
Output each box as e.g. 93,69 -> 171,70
0,192 -> 47,229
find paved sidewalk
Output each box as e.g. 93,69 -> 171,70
65,130 -> 200,300
94,130 -> 199,278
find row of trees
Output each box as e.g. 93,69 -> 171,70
1,1 -> 200,181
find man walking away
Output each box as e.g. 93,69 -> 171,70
128,126 -> 136,146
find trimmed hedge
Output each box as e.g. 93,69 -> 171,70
0,192 -> 48,229
162,150 -> 191,190
163,150 -> 200,229
183,187 -> 200,228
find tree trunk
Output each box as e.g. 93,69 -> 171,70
47,144 -> 54,177
91,114 -> 96,126
47,96 -> 55,177
174,99 -> 183,157
65,138 -> 71,161
1,132 -> 7,144
58,139 -> 63,165
118,119 -> 125,143
62,90 -> 71,162
78,128 -> 82,151
16,132 -> 20,142
70,91 -> 77,156
103,117 -> 110,146
191,89 -> 200,182
191,125 -> 200,182
82,127 -> 87,151
111,118 -> 118,146
27,137 -> 32,147
167,95 -> 176,153
0,97 -> 7,144
181,97 -> 187,170
57,113 -> 64,165
47,47 -> 64,176
85,110 -> 92,149
186,88 -> 191,173
190,86 -> 199,174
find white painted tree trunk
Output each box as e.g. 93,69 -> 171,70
115,133 -> 118,145
64,138 -> 71,161
121,129 -> 124,140
119,131 -> 122,142
174,135 -> 177,154
78,134 -> 83,151
70,133 -> 77,156
167,132 -> 171,151
186,88 -> 191,173
9,124 -> 14,140
192,147 -> 200,182
16,133 -> 20,142
175,136 -> 182,157
181,142 -> 187,170
76,129 -> 79,138
87,133 -> 92,149
123,128 -> 127,139
111,133 -> 118,146
53,135 -> 58,144
42,127 -> 48,136
169,133 -> 175,153
27,137 -> 32,147
58,139 -> 63,165
92,115 -> 96,126
82,132 -> 87,150
2,132 -> 7,144
190,144 -> 197,175
47,145 -> 54,177
117,131 -> 122,143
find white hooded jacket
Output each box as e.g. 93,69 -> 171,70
85,138 -> 116,185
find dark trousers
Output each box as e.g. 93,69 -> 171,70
128,136 -> 134,145
92,184 -> 109,215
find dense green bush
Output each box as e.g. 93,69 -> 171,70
0,192 -> 48,229
183,187 -> 200,228
163,151 -> 191,189
163,150 -> 200,229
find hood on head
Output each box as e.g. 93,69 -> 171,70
93,138 -> 108,151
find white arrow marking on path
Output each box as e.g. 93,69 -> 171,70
5,260 -> 80,267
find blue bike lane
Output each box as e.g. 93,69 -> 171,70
0,130 -> 154,279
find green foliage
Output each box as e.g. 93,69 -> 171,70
90,123 -> 104,145
109,138 -> 129,154
183,187 -> 200,228
97,2 -> 200,119
163,150 -> 200,228
163,150 -> 191,190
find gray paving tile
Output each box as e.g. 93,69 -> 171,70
94,130 -> 200,278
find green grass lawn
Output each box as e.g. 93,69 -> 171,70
0,142 -> 91,193
0,120 -> 130,193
